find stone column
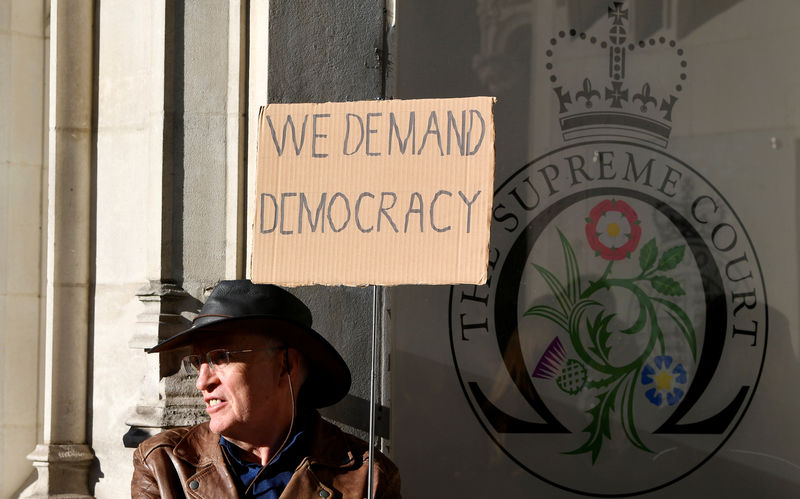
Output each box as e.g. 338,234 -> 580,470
23,0 -> 95,496
123,282 -> 203,446
123,0 -> 249,446
120,0 -> 204,446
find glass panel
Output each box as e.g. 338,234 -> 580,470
391,1 -> 799,496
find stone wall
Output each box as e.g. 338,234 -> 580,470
1,0 -> 392,496
0,0 -> 47,496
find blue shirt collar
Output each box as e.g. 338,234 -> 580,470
219,412 -> 312,498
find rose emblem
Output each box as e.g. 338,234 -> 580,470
585,199 -> 642,260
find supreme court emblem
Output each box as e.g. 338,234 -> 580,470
449,3 -> 767,496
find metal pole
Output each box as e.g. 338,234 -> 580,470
367,284 -> 379,499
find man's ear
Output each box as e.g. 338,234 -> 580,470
284,348 -> 307,387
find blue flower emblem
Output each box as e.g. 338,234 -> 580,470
641,355 -> 687,407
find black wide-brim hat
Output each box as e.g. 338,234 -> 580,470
148,280 -> 351,408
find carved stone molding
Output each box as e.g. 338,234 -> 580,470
23,444 -> 94,498
129,280 -> 194,349
124,280 -> 205,447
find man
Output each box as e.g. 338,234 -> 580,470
132,280 -> 400,498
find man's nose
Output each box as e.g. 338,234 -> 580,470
195,362 -> 217,390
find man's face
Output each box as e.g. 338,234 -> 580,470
192,331 -> 290,440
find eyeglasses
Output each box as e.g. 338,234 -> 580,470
182,346 -> 285,374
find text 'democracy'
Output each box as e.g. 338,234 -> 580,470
252,97 -> 496,286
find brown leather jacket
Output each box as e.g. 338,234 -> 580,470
131,413 -> 400,498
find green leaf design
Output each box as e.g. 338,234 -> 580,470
620,374 -> 652,453
650,275 -> 685,296
557,229 -> 582,304
639,238 -> 657,273
568,300 -> 601,343
657,245 -> 685,271
566,385 -> 619,463
586,311 -> 615,361
598,322 -> 614,360
568,300 -> 616,376
620,303 -> 647,335
652,297 -> 697,359
586,312 -> 602,346
524,305 -> 568,332
585,375 -> 617,390
533,264 -> 572,314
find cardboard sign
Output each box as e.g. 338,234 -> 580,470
251,97 -> 495,286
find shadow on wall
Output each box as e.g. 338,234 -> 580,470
10,470 -> 36,498
89,455 -> 105,497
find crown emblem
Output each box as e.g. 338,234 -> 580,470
547,2 -> 687,148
